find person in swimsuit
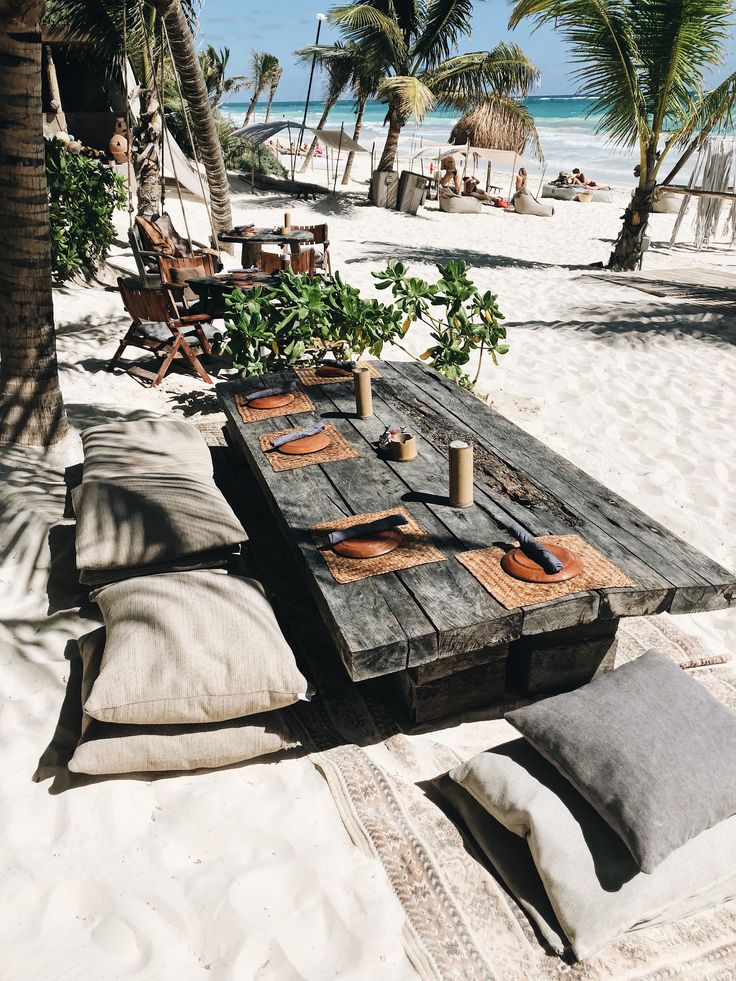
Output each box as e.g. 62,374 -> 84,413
515,167 -> 528,192
440,155 -> 461,195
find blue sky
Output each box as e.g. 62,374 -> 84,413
198,1 -> 736,103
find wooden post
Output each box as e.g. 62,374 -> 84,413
44,45 -> 67,133
508,152 -> 518,200
536,163 -> 547,197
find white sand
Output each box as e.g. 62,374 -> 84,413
1,150 -> 735,978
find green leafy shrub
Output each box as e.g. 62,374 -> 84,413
222,260 -> 507,387
222,270 -> 405,376
45,138 -> 126,282
373,260 -> 508,387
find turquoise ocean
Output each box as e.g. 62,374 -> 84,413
222,96 -> 640,187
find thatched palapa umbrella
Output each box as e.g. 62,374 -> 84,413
449,97 -> 542,191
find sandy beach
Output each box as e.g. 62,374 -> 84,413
2,150 -> 735,978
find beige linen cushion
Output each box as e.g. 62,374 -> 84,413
448,738 -> 736,961
73,472 -> 246,584
80,419 -> 213,482
85,570 -> 310,725
69,629 -> 300,774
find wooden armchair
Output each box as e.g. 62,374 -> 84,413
157,253 -> 219,317
259,249 -> 316,276
292,223 -> 331,274
110,277 -> 216,387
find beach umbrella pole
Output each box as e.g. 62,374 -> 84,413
536,163 -> 547,196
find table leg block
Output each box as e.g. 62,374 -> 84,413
388,644 -> 508,725
507,619 -> 620,696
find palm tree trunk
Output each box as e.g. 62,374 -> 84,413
153,0 -> 233,240
264,80 -> 279,123
243,87 -> 263,126
608,144 -> 658,271
0,0 -> 68,446
134,86 -> 162,216
341,96 -> 367,185
299,97 -> 338,172
378,105 -> 403,171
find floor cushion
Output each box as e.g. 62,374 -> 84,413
69,629 -> 300,774
80,419 -> 213,481
85,570 -> 310,725
446,738 -> 736,961
73,472 -> 246,584
506,649 -> 736,872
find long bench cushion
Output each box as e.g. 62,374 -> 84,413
505,650 -> 736,872
80,419 -> 213,481
447,738 -> 736,961
84,571 -> 310,725
73,472 -> 246,583
69,629 -> 300,774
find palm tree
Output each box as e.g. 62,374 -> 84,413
509,0 -> 736,271
0,0 -> 68,446
330,1 -> 539,172
296,43 -> 359,171
45,0 -> 232,236
263,64 -> 284,123
243,52 -> 281,125
199,45 -> 247,105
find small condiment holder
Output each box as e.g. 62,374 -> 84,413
281,210 -> 292,235
379,426 -> 417,462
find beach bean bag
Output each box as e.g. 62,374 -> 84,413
68,628 -> 301,775
512,189 -> 554,217
652,191 -> 681,213
439,188 -> 482,214
542,184 -> 578,201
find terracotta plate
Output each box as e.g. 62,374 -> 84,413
317,364 -> 353,378
278,431 -> 331,455
500,543 -> 584,583
249,393 -> 296,410
333,528 -> 403,558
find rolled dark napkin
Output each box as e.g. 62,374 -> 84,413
270,422 -> 325,448
232,224 -> 254,233
505,519 -> 564,574
243,382 -> 297,403
326,513 -> 409,547
318,359 -> 356,372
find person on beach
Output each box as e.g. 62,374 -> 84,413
572,167 -> 597,187
462,175 -> 494,204
440,155 -> 461,194
515,167 -> 528,192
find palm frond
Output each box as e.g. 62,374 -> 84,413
426,44 -> 539,106
329,3 -> 410,69
509,0 -> 647,149
413,0 -> 474,70
378,74 -> 436,121
672,70 -> 736,143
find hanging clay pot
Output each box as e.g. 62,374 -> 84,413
109,133 -> 129,164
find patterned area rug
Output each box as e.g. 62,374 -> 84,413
204,422 -> 736,979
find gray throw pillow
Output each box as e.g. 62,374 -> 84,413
80,419 -> 213,481
505,649 -> 736,872
447,738 -> 736,961
70,629 -> 300,775
73,472 -> 246,583
86,570 -> 310,725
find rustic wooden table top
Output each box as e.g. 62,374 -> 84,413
217,361 -> 735,682
219,228 -> 314,246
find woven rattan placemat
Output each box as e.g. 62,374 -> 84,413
259,424 -> 359,472
311,506 -> 446,584
457,534 -> 636,610
295,361 -> 381,387
235,388 -> 315,424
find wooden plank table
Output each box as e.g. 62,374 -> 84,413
217,362 -> 736,723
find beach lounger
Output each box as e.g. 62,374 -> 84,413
438,187 -> 482,214
512,189 -> 554,217
110,277 -> 216,386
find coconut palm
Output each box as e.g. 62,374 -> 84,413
0,0 -> 68,446
264,64 -> 284,122
509,0 -> 736,270
45,0 -> 232,235
243,52 -> 281,125
330,1 -> 539,171
199,45 -> 247,105
296,42 -> 364,171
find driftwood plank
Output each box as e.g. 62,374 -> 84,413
387,362 -> 735,615
219,383 -> 434,679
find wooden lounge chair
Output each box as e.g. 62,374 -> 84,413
259,249 -> 316,275
110,277 -> 216,386
292,223 -> 332,274
157,253 -> 219,316
130,213 -> 221,283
